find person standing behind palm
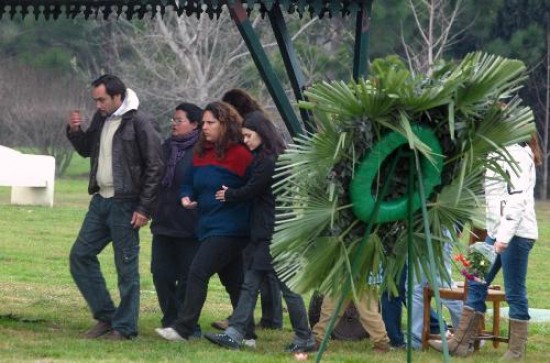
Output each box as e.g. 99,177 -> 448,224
214,88 -> 284,332
150,103 -> 202,333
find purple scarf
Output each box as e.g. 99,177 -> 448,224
162,129 -> 200,188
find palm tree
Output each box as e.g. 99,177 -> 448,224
272,52 -> 535,303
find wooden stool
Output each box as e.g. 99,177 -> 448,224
421,283 -> 508,350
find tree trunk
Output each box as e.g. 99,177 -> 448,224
542,17 -> 549,200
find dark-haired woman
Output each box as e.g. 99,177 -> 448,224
155,101 -> 253,341
220,88 -> 284,331
204,111 -> 316,352
150,103 -> 202,333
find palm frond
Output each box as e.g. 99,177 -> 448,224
271,51 -> 534,299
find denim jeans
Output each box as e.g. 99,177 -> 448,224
408,242 -> 463,349
381,266 -> 451,348
69,194 -> 140,337
466,236 -> 534,320
226,269 -> 313,345
172,236 -> 249,338
258,272 -> 283,329
151,235 -> 200,327
381,268 -> 406,347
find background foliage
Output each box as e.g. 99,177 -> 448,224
0,0 -> 548,185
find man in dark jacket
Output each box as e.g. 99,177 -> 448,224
66,74 -> 164,340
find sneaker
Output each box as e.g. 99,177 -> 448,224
155,327 -> 187,342
204,332 -> 242,350
284,341 -> 317,353
243,338 -> 256,348
83,320 -> 112,339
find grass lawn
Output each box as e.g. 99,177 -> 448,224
1,157 -> 549,362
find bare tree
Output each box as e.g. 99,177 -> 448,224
91,10 -> 258,122
0,61 -> 93,176
402,0 -> 464,75
80,9 -> 350,119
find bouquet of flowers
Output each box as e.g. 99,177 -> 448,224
454,242 -> 497,284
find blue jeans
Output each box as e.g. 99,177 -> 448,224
381,266 -> 448,348
226,269 -> 313,345
258,272 -> 283,329
69,194 -> 140,337
466,236 -> 534,320
408,242 -> 463,349
151,235 -> 200,327
381,268 -> 406,347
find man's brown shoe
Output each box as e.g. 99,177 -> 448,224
211,319 -> 229,331
83,321 -> 112,339
103,330 -> 130,341
373,341 -> 391,353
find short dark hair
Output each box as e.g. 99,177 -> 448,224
175,102 -> 203,124
91,74 -> 126,101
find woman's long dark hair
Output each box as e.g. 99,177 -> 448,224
242,111 -> 285,157
222,88 -> 262,117
529,132 -> 543,166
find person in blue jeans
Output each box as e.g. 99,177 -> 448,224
409,240 -> 463,349
204,111 -> 315,352
67,75 -> 164,340
430,135 -> 541,359
381,263 -> 455,349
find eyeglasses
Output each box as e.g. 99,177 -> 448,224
171,118 -> 188,124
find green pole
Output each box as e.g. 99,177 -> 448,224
352,0 -> 373,81
267,5 -> 314,132
407,152 -> 414,363
413,150 -> 450,362
226,0 -> 304,137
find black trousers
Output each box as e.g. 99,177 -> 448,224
172,236 -> 249,338
151,235 -> 200,327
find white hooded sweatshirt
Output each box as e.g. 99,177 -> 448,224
97,88 -> 140,198
484,143 -> 538,244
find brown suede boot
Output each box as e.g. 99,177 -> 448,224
428,307 -> 482,357
469,310 -> 484,353
501,318 -> 528,360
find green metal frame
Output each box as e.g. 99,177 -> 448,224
268,4 -> 314,132
353,0 -> 372,81
227,0 -> 304,136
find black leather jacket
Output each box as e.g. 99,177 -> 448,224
66,109 -> 164,217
